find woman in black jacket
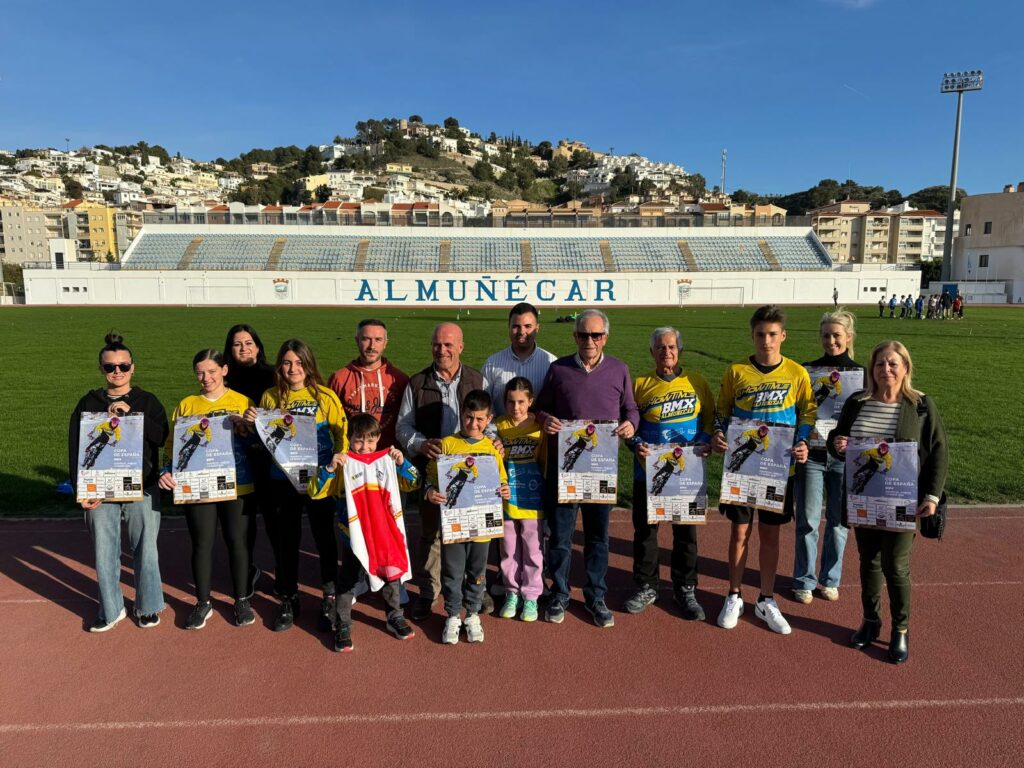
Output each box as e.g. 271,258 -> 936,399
68,333 -> 169,632
828,340 -> 948,664
223,324 -> 276,598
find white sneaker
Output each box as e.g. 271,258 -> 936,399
755,597 -> 792,635
464,613 -> 484,643
442,615 -> 461,645
717,593 -> 744,629
819,586 -> 839,602
793,589 -> 813,605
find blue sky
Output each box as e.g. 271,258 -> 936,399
1,0 -> 1021,196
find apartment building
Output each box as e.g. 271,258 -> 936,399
0,204 -> 60,264
62,200 -> 119,260
952,184 -> 1024,302
811,200 -> 959,265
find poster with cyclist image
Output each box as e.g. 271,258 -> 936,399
720,419 -> 793,512
806,367 -> 864,448
557,420 -> 618,503
76,412 -> 144,502
645,444 -> 707,524
846,438 -> 919,531
172,414 -> 237,504
437,454 -> 504,544
253,409 -> 318,492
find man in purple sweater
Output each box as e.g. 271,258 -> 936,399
535,309 -> 638,628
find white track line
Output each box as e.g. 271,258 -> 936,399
2,696 -> 1022,734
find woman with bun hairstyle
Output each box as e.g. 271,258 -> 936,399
246,339 -> 347,633
158,349 -> 257,630
792,309 -> 864,605
223,324 -> 276,598
68,333 -> 169,632
827,340 -> 948,664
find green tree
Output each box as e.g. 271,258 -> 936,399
315,184 -> 331,203
409,114 -> 423,123
908,185 -> 967,213
297,145 -> 324,175
333,135 -> 343,144
456,139 -> 471,155
62,176 -> 84,199
363,186 -> 386,201
472,161 -> 494,182
444,116 -> 460,129
547,155 -> 568,176
533,140 -> 553,161
523,178 -> 559,204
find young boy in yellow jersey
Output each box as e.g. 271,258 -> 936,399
711,305 -> 815,635
495,377 -> 546,622
424,390 -> 510,644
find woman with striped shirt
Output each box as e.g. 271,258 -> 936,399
827,340 -> 948,664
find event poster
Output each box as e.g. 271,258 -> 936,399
172,414 -> 237,504
253,410 -> 318,492
76,412 -> 144,502
437,453 -> 504,543
846,438 -> 919,531
806,367 -> 864,448
557,420 -> 618,503
720,418 -> 794,512
645,444 -> 707,524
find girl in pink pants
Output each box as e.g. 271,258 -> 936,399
495,378 -> 546,622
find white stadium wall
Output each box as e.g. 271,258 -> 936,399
24,267 -> 921,307
23,224 -> 922,306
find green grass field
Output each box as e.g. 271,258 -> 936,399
2,304 -> 1020,516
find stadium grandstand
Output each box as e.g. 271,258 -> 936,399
23,225 -> 923,306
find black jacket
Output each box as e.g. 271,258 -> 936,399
68,387 -> 170,492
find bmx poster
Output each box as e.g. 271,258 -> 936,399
720,419 -> 793,512
436,454 -> 504,543
645,444 -> 707,524
846,438 -> 919,531
557,420 -> 618,504
172,414 -> 238,504
253,410 -> 318,492
76,412 -> 144,502
806,367 -> 864,448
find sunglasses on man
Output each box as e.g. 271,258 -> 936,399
102,363 -> 132,373
574,331 -> 607,340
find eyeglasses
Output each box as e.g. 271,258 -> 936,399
102,363 -> 132,373
574,331 -> 607,340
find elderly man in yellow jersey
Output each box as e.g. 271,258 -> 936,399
711,305 -> 815,635
627,326 -> 715,621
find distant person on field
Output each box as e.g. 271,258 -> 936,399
832,287 -> 839,309
877,297 -> 885,318
888,295 -> 897,318
953,294 -> 963,319
69,333 -> 169,633
914,295 -> 924,320
711,305 -> 815,636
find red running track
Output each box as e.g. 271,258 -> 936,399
1,507 -> 1022,767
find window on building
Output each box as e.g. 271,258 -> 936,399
965,224 -> 972,235
983,221 -> 992,234
979,254 -> 989,268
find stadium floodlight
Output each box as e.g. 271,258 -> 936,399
940,69 -> 983,282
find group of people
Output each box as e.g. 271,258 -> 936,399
880,291 -> 964,320
68,301 -> 947,664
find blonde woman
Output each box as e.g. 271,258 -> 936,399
827,341 -> 948,664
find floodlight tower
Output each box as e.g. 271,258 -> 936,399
721,149 -> 727,195
939,70 -> 983,282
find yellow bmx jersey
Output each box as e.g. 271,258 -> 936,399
496,415 -> 546,520
860,447 -> 892,471
260,385 -> 348,472
739,428 -> 770,451
94,420 -> 122,442
167,389 -> 255,495
717,357 -> 816,442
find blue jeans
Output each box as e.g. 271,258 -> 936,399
548,502 -> 610,606
87,487 -> 164,621
793,458 -> 848,590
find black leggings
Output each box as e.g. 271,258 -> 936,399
184,498 -> 249,602
269,480 -> 338,598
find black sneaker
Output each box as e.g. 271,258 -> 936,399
674,586 -> 706,621
185,601 -> 213,630
386,614 -> 416,640
544,602 -> 566,624
137,612 -> 160,628
89,607 -> 127,633
624,585 -> 659,614
333,621 -> 354,653
234,597 -> 255,627
245,566 -> 262,599
411,595 -> 435,621
318,591 -> 337,632
273,596 -> 296,632
585,600 -> 615,628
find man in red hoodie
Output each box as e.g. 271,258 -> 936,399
329,319 -> 410,449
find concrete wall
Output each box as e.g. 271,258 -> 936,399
24,265 -> 920,307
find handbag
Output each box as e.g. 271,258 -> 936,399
919,491 -> 947,540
